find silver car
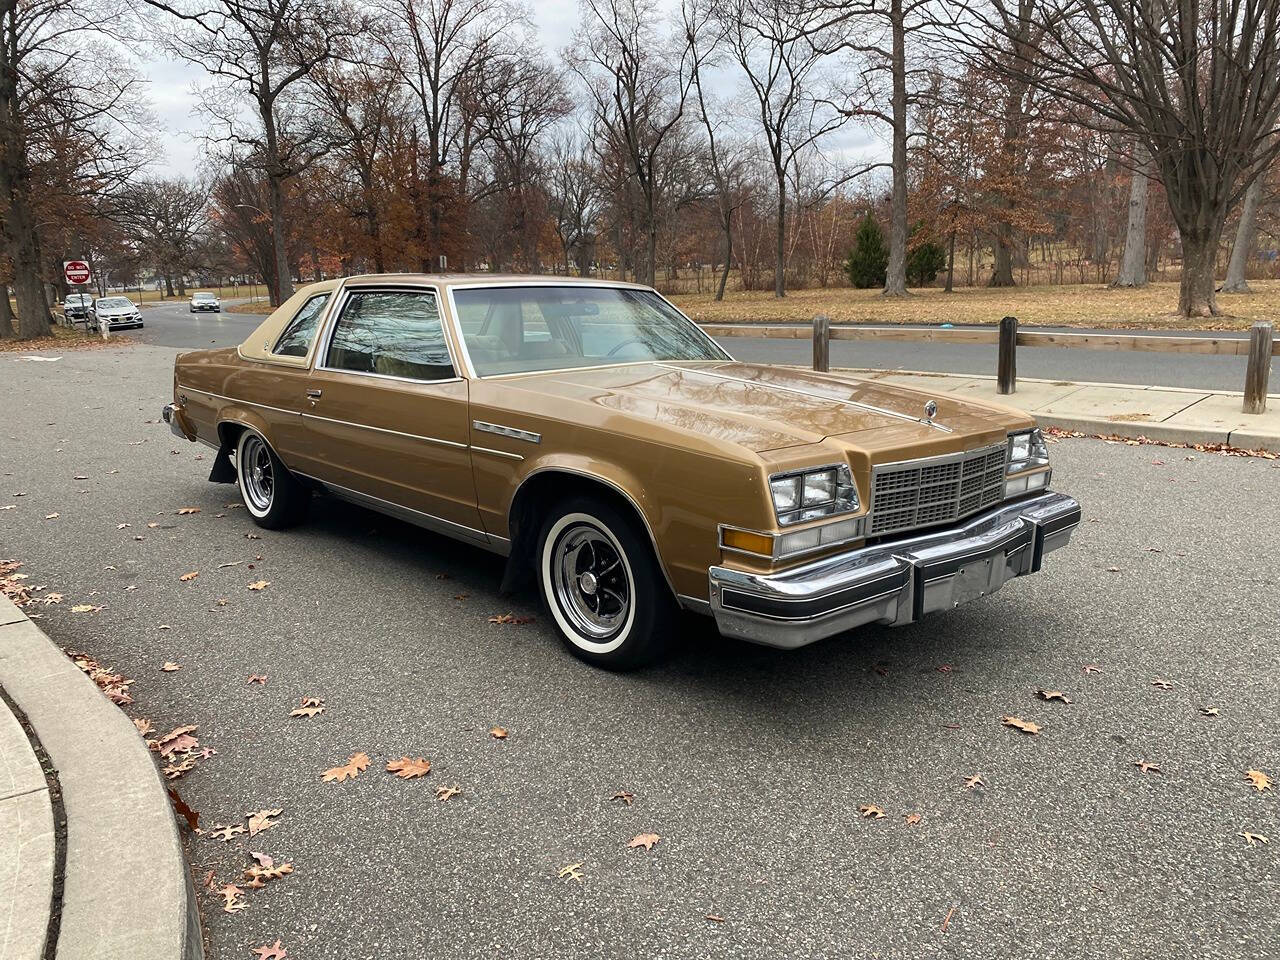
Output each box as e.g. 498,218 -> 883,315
189,292 -> 221,313
89,297 -> 144,331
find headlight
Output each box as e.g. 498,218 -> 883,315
1005,428 -> 1050,497
769,464 -> 858,526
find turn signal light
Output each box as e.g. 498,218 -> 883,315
722,529 -> 775,556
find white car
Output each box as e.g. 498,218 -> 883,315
190,292 -> 221,313
89,297 -> 143,331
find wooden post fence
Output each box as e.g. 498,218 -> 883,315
1244,322 -> 1273,415
997,316 -> 1017,394
813,314 -> 830,372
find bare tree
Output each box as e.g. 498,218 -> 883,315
1223,176 -> 1266,293
115,179 -> 209,296
149,0 -> 365,303
955,0 -> 1280,315
569,0 -> 697,287
1112,146 -> 1151,288
719,0 -> 848,297
547,133 -> 604,275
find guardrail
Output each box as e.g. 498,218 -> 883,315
699,317 -> 1276,415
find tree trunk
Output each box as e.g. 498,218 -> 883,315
1222,176 -> 1263,293
990,223 -> 1015,286
1113,149 -> 1151,288
164,274 -> 175,297
716,217 -> 732,302
944,229 -> 956,293
267,173 -> 293,305
1178,228 -> 1221,317
882,0 -> 909,297
774,174 -> 786,298
0,282 -> 14,339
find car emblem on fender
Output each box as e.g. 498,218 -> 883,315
924,400 -> 938,421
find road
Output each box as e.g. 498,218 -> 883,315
128,297 -> 1253,391
3,344 -> 1277,959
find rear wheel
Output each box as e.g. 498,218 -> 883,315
235,429 -> 309,529
537,498 -> 676,670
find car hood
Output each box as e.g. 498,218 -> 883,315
98,306 -> 137,316
510,361 -> 1028,453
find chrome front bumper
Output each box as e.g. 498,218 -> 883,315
708,491 -> 1081,649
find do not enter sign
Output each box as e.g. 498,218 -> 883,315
63,260 -> 91,285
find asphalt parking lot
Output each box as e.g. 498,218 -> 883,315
3,344 -> 1278,959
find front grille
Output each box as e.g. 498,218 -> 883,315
869,445 -> 1007,536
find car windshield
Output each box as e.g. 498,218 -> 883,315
66,295 -> 90,306
194,293 -> 215,300
96,298 -> 131,309
452,285 -> 729,377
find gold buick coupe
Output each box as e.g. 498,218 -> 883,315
163,275 -> 1080,668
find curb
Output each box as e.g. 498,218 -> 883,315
0,593 -> 202,960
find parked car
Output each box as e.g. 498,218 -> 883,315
163,275 -> 1080,669
190,292 -> 221,313
89,296 -> 143,331
63,293 -> 94,323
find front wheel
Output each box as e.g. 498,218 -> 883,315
537,498 -> 676,670
234,429 -> 308,529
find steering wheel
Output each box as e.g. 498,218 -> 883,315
606,337 -> 648,358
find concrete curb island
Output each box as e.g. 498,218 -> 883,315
845,368 -> 1280,453
0,593 -> 202,960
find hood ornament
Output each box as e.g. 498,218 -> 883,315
924,400 -> 938,422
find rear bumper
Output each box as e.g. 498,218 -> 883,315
162,402 -> 196,441
708,491 -> 1081,649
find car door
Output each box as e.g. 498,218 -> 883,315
299,286 -> 484,541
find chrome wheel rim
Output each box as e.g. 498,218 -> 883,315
240,435 -> 274,513
551,523 -> 631,641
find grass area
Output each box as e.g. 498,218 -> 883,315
0,325 -> 133,353
118,285 -> 269,305
668,280 -> 1280,332
226,301 -> 273,316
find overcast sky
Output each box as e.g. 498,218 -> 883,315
141,0 -> 885,180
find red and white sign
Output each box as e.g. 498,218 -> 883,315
63,260 -> 91,286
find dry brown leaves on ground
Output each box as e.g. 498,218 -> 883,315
218,884 -> 247,913
628,833 -> 661,851
558,863 -> 584,882
168,788 -> 200,831
247,808 -> 283,836
1134,761 -> 1162,775
1002,716 -> 1041,736
243,862 -> 293,888
247,674 -> 268,684
1246,770 -> 1273,792
68,652 -> 134,705
247,580 -> 270,591
904,813 -> 922,826
488,613 -> 534,625
1044,427 -> 1278,460
489,726 -> 508,740
251,941 -> 288,960
161,662 -> 181,672
289,697 -> 324,718
858,804 -> 886,819
322,752 -> 370,783
963,774 -> 987,790
179,571 -> 199,582
211,824 -> 247,842
386,756 -> 432,779
611,791 -> 635,805
1036,689 -> 1072,703
435,784 -> 462,801
1240,832 -> 1270,847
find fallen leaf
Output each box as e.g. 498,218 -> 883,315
1246,770 -> 1272,792
1001,716 -> 1041,736
198,747 -> 217,759
1082,665 -> 1102,674
247,580 -> 269,591
1105,565 -> 1121,572
904,813 -> 922,825
147,522 -> 158,528
386,756 -> 432,779
73,475 -> 88,480
168,788 -> 200,831
70,604 -> 102,613
251,940 -> 288,960
45,513 -> 59,520
1133,760 -> 1162,774
1151,678 -> 1175,690
322,752 -> 370,783
963,773 -> 986,790
941,905 -> 957,932
219,883 -> 247,913
133,717 -> 154,736
435,784 -> 462,801
558,863 -> 584,882
1199,707 -> 1220,717
290,697 -> 324,718
247,808 -> 283,836
116,523 -> 130,529
1036,689 -> 1072,703
243,862 -> 293,888
163,755 -> 198,780
490,726 -> 508,740
161,662 -> 181,672
488,612 -> 534,625
611,791 -> 635,805
204,870 -> 217,890
857,804 -> 885,819
179,571 -> 199,582
155,725 -> 200,757
247,674 -> 268,685
250,851 -> 274,868
628,832 -> 661,850
1240,832 -> 1270,847
41,592 -> 63,604
210,824 -> 247,842
177,507 -> 200,515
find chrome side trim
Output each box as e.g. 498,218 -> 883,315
654,363 -> 954,433
300,411 -> 468,449
511,466 -> 679,599
296,472 -> 508,557
471,445 -> 524,461
184,386 -> 297,418
473,420 -> 541,444
678,594 -> 713,616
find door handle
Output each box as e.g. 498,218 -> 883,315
306,389 -> 323,398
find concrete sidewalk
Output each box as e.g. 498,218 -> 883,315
850,368 -> 1280,452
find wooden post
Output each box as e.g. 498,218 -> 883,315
998,315 -> 1017,394
813,314 -> 831,372
1243,321 -> 1273,414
